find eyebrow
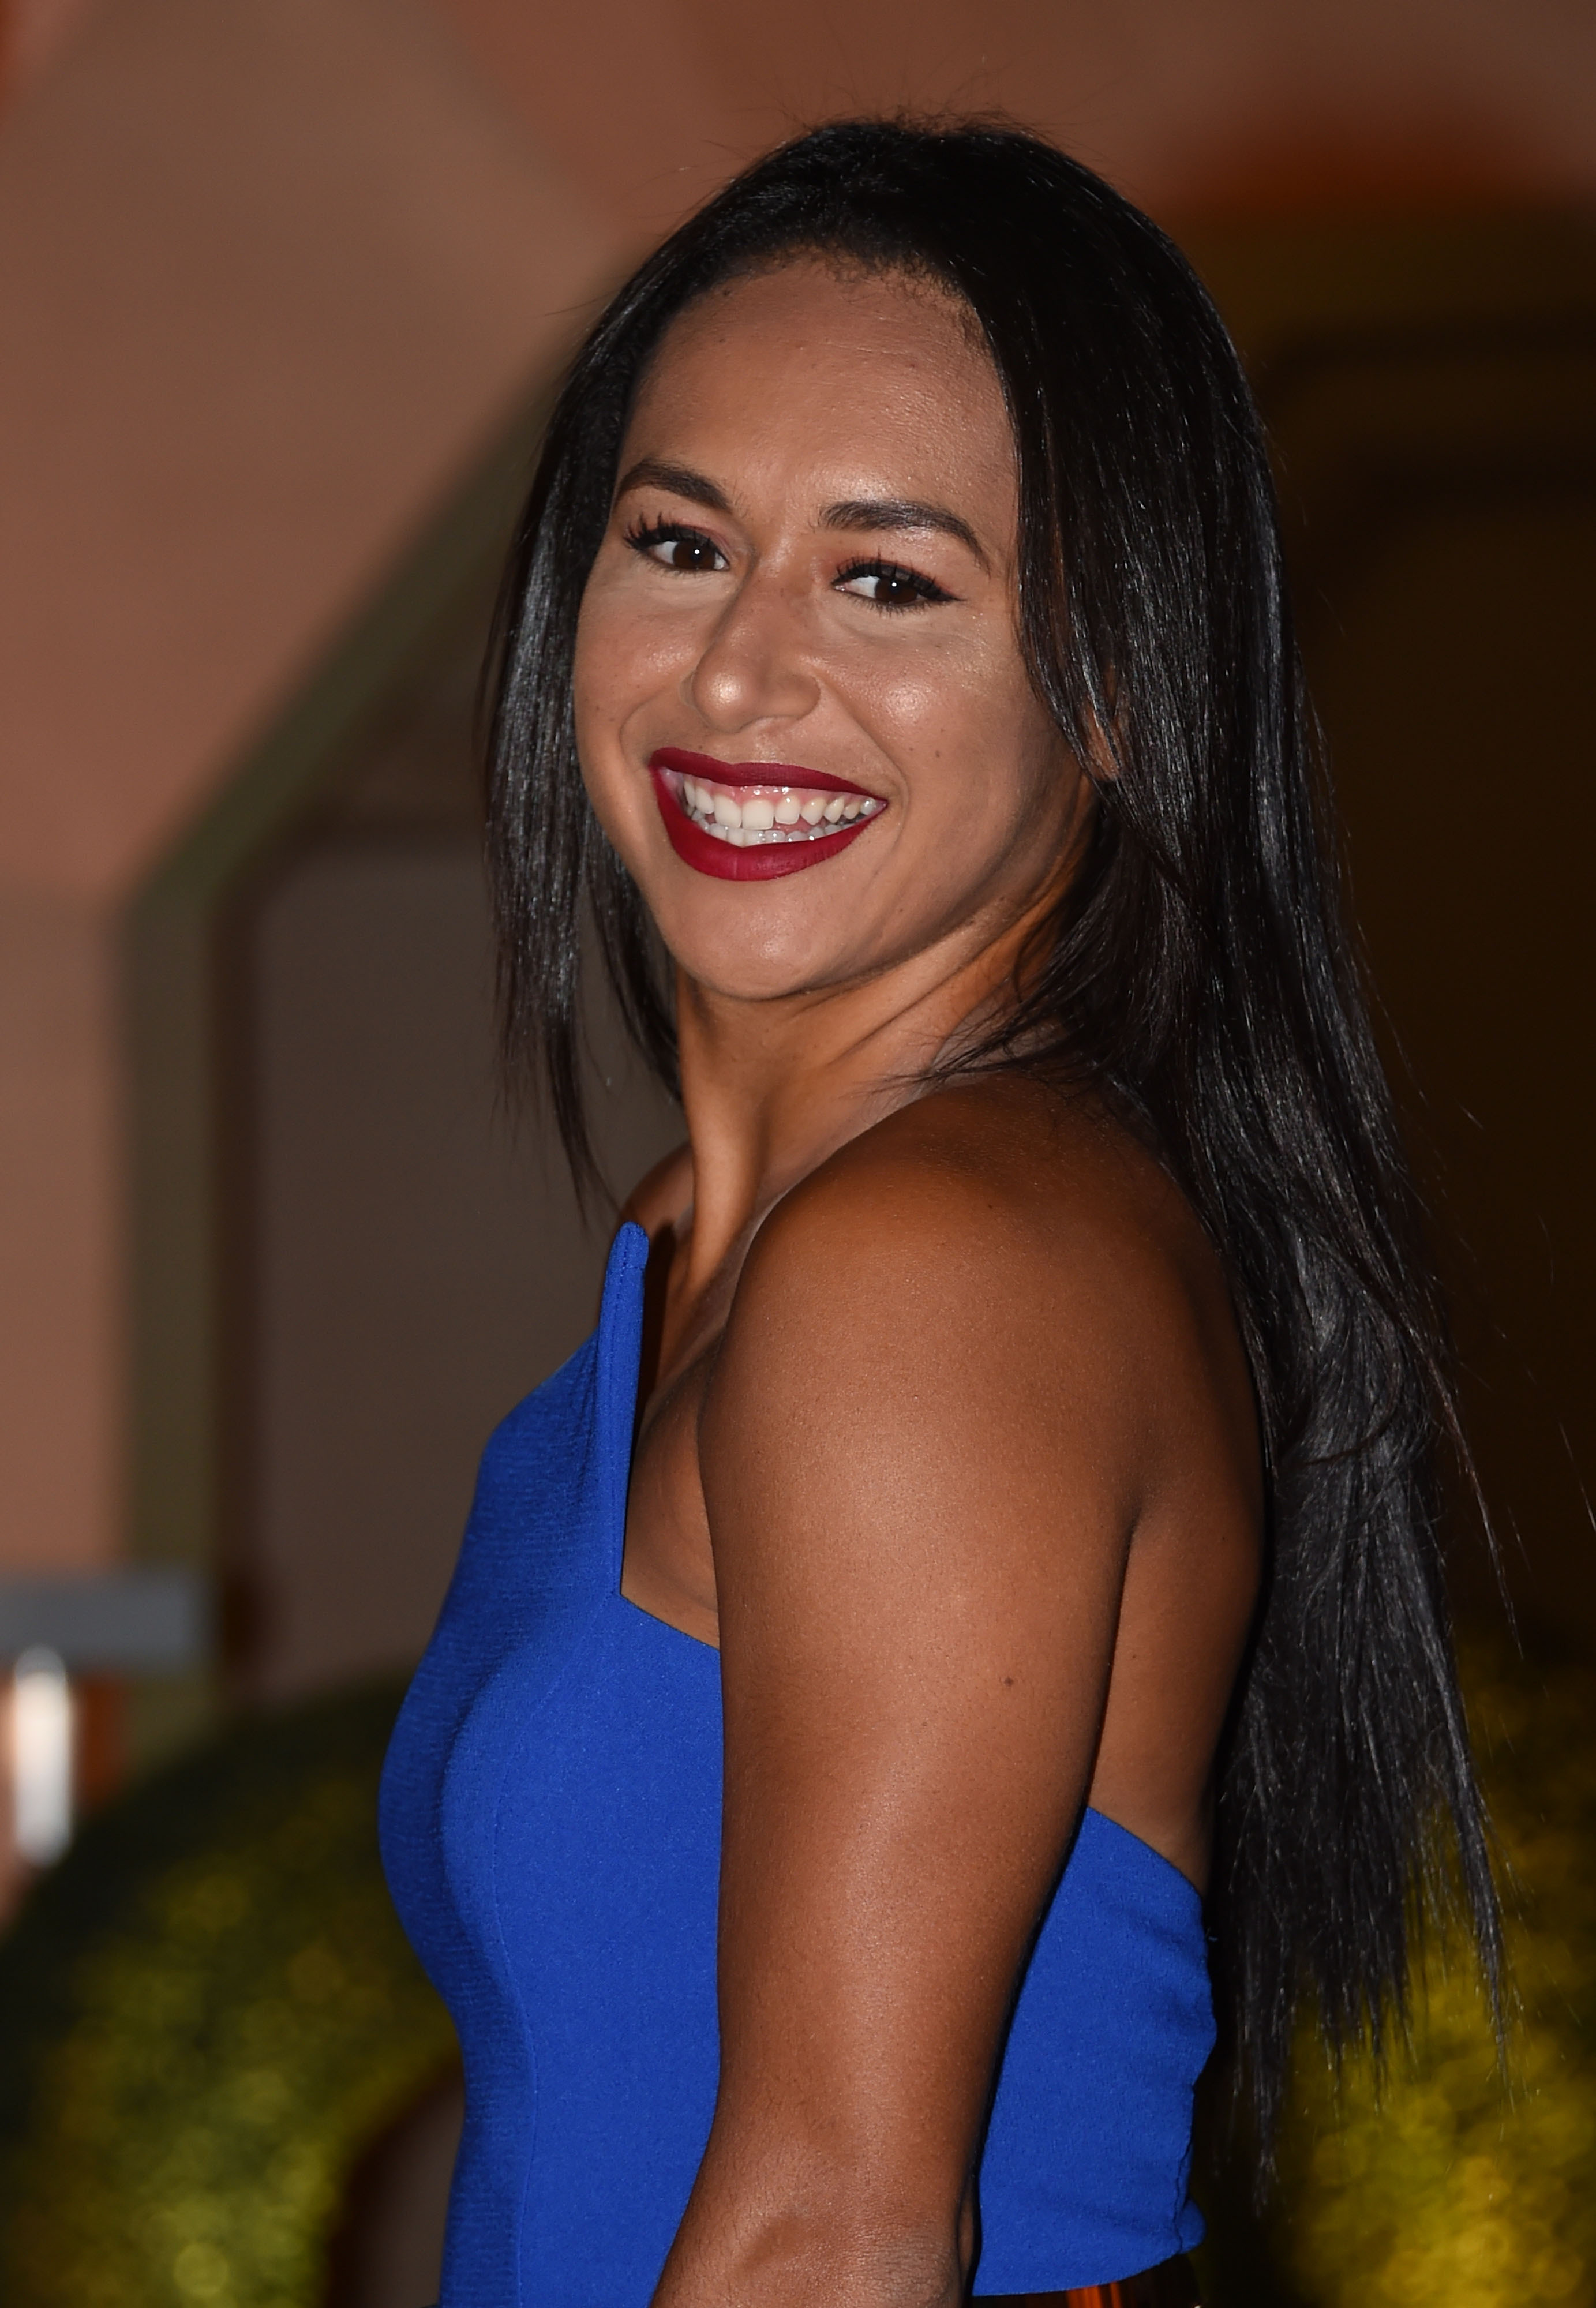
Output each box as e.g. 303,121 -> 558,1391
821,497 -> 988,570
613,460 -> 989,571
613,458 -> 734,514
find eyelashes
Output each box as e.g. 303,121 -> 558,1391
624,517 -> 728,575
834,559 -> 954,610
622,517 -> 956,613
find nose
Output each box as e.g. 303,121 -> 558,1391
685,570 -> 820,732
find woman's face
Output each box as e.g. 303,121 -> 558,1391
574,258 -> 1088,1006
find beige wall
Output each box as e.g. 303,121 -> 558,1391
0,0 -> 1591,1588
0,0 -> 619,1575
439,0 -> 1596,235
0,889 -> 119,1573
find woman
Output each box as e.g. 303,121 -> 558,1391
380,119 -> 1498,2308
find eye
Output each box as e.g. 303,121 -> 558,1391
834,558 -> 954,612
625,518 -> 729,574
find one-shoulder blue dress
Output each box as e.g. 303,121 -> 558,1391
380,1224 -> 1213,2307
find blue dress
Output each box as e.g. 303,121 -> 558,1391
380,1224 -> 1213,2306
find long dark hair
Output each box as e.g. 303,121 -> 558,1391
484,117 -> 1500,2145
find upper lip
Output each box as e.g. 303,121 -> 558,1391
650,746 -> 883,800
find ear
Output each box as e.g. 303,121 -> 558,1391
1080,687 -> 1124,785
1070,650 -> 1127,784
1084,727 -> 1121,784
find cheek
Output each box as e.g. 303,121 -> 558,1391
571,606 -> 647,846
573,582 -> 639,741
576,569 -> 683,725
850,636 -> 1055,810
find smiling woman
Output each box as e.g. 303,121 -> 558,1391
377,119 -> 1500,2308
576,264 -> 1084,951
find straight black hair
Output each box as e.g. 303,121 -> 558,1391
484,116 -> 1500,2147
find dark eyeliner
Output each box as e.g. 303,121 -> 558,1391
835,556 -> 956,609
623,516 -> 726,569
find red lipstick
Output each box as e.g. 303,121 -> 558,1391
649,748 -> 886,883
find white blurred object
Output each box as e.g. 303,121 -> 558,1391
12,1647 -> 74,1865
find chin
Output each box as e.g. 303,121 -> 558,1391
604,799 -> 891,1000
657,895 -> 868,1003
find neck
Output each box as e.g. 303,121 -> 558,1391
672,881 -> 1062,1292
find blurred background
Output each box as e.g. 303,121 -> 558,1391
0,1 -> 1593,2303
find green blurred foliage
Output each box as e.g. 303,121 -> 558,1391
1273,1644 -> 1596,2305
0,1681 -> 455,2308
1201,1641 -> 1596,2305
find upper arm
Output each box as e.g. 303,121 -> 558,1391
689,1140 -> 1160,2260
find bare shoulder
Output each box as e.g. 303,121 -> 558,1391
730,1076 -> 1235,1410
705,1076 -> 1260,1904
619,1141 -> 693,1241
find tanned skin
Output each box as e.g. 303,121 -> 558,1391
571,260 -> 1262,2308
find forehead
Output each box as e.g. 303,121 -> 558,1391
623,260 -> 1016,515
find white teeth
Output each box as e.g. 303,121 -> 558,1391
671,771 -> 885,846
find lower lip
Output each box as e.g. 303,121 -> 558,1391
649,766 -> 878,882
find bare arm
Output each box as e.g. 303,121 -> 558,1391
652,1142 -> 1166,2308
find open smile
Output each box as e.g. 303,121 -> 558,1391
649,748 -> 888,881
